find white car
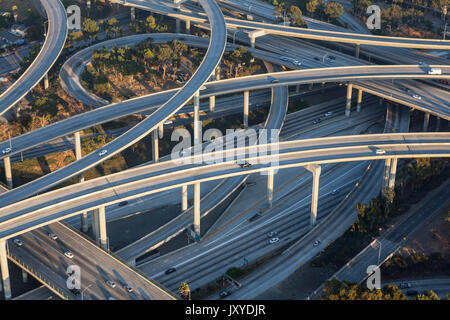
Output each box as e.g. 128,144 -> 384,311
428,68 -> 442,75
2,147 -> 12,154
13,238 -> 23,247
269,237 -> 280,244
164,120 -> 173,125
412,94 -> 422,100
48,232 -> 58,240
64,251 -> 74,259
331,189 -> 339,195
0,77 -> 7,82
313,240 -> 321,246
324,111 -> 333,117
124,285 -> 133,292
106,280 -> 116,288
200,85 -> 207,90
293,60 -> 302,66
376,149 -> 386,155
98,149 -> 108,156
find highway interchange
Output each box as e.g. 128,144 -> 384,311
0,0 -> 449,300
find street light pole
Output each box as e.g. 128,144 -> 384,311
81,284 -> 93,300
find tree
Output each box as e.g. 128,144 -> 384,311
103,17 -> 122,39
82,18 -> 99,45
290,5 -> 306,26
156,44 -> 173,80
306,1 -> 319,18
413,290 -> 440,300
325,2 -> 344,21
178,282 -> 191,300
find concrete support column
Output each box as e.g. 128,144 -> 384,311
185,19 -> 191,33
0,239 -> 11,300
92,209 -> 100,244
267,169 -> 274,209
382,158 -> 391,194
345,83 -> 353,117
243,91 -> 249,128
214,66 -> 220,81
131,7 -> 135,21
193,182 -> 201,238
305,164 -> 321,226
182,185 -> 188,211
158,123 -> 164,139
435,116 -> 441,132
194,91 -> 201,146
250,35 -> 255,48
423,112 -> 430,131
75,131 -> 88,233
44,73 -> 49,90
209,96 -> 215,112
379,98 -> 383,105
356,89 -> 363,112
98,206 -> 107,249
3,157 -> 12,189
176,19 -> 181,34
22,269 -> 28,283
355,44 -> 360,58
152,129 -> 159,163
388,158 -> 398,190
295,84 -> 300,93
309,83 -> 314,90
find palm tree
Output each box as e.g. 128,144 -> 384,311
179,282 -> 191,300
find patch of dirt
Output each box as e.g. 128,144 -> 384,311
399,206 -> 450,257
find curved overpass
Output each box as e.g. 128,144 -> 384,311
2,63 -> 449,166
0,0 -> 67,116
0,132 -> 449,240
123,0 -> 450,49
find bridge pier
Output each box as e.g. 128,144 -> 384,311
247,30 -> 265,49
345,83 -> 353,117
22,268 -> 28,283
0,239 -> 11,300
423,112 -> 430,131
209,96 -> 215,112
435,116 -> 441,131
309,83 -> 313,90
152,129 -> 159,163
382,158 -> 397,196
215,66 -> 220,81
243,90 -> 249,128
98,206 -> 107,249
182,185 -> 188,211
194,90 -> 201,146
159,123 -> 164,139
305,164 -> 321,226
185,19 -> 191,33
131,7 -> 135,21
355,44 -> 360,58
92,208 -> 100,243
267,169 -> 274,209
44,73 -> 49,90
193,182 -> 201,239
356,89 -> 363,112
3,157 -> 13,189
176,19 -> 181,34
74,131 -> 89,233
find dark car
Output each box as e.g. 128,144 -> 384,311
219,290 -> 232,298
118,201 -> 128,207
314,57 -> 320,61
165,267 -> 176,274
328,55 -> 336,60
239,161 -> 252,168
70,288 -> 81,296
406,290 -> 419,296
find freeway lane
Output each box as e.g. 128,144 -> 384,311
0,133 -> 449,240
8,222 -> 176,299
0,0 -> 67,117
